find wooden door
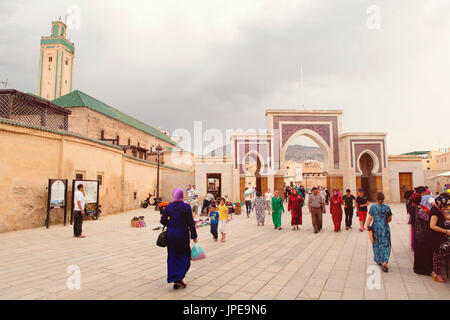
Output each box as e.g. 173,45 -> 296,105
356,176 -> 362,192
399,172 -> 412,202
240,177 -> 246,204
274,177 -> 285,199
261,177 -> 268,197
327,176 -> 343,193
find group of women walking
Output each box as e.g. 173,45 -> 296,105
160,185 -> 448,290
405,186 -> 450,283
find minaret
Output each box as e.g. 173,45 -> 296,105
38,20 -> 75,100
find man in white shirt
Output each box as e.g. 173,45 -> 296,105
188,185 -> 199,217
244,187 -> 254,218
265,189 -> 273,215
74,184 -> 86,238
201,193 -> 215,216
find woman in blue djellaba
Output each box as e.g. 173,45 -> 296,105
161,188 -> 198,289
366,192 -> 392,273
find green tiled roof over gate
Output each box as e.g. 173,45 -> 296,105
401,151 -> 430,156
53,90 -> 176,145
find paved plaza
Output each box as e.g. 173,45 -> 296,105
0,202 -> 449,300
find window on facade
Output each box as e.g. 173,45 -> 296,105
97,173 -> 103,186
65,80 -> 67,84
133,192 -> 137,200
65,59 -> 69,66
49,56 -> 53,63
75,173 -> 84,180
48,67 -> 51,71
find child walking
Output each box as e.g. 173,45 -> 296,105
356,189 -> 369,232
209,203 -> 219,241
218,198 -> 229,242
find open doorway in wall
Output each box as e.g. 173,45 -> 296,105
359,153 -> 378,201
284,135 -> 326,192
206,174 -> 221,199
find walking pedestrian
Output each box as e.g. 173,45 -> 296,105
271,190 -> 284,230
330,189 -> 344,232
265,189 -> 273,215
253,192 -> 266,226
308,187 -> 325,234
343,189 -> 356,230
160,188 -> 198,289
366,192 -> 392,273
356,189 -> 369,232
288,188 -> 304,230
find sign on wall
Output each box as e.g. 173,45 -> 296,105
71,180 -> 100,225
74,180 -> 99,204
46,179 -> 68,229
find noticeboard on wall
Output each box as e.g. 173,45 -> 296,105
49,179 -> 67,208
71,180 -> 100,225
46,179 -> 68,229
73,180 -> 99,204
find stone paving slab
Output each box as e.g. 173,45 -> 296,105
0,203 -> 448,300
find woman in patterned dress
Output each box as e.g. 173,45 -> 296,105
252,192 -> 266,226
366,192 -> 392,273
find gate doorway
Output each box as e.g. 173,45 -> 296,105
358,153 -> 381,201
206,174 -> 221,199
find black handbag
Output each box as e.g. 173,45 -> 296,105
156,227 -> 168,247
440,238 -> 450,278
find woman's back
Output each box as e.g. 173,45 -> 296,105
162,202 -> 195,239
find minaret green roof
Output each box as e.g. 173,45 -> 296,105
53,90 -> 176,145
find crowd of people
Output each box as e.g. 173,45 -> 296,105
159,183 -> 449,290
405,186 -> 450,283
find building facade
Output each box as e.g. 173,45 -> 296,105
194,109 -> 425,203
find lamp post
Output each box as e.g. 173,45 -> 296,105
155,144 -> 163,209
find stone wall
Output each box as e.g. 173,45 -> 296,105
388,155 -> 425,203
0,120 -> 186,233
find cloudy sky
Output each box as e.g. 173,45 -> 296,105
0,0 -> 449,154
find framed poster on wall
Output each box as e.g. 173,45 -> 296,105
46,179 -> 68,229
71,180 -> 100,225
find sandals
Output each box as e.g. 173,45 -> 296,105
381,264 -> 389,273
173,281 -> 187,289
432,273 -> 446,283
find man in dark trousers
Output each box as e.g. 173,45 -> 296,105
73,184 -> 86,238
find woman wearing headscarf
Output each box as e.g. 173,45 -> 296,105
366,192 -> 392,272
252,192 -> 266,226
427,194 -> 450,283
410,190 -> 434,276
160,188 -> 198,289
330,189 -> 344,232
288,188 -> 304,230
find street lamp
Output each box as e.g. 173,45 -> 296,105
155,144 -> 164,209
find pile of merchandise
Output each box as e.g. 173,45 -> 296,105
130,216 -> 147,228
194,218 -> 210,228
